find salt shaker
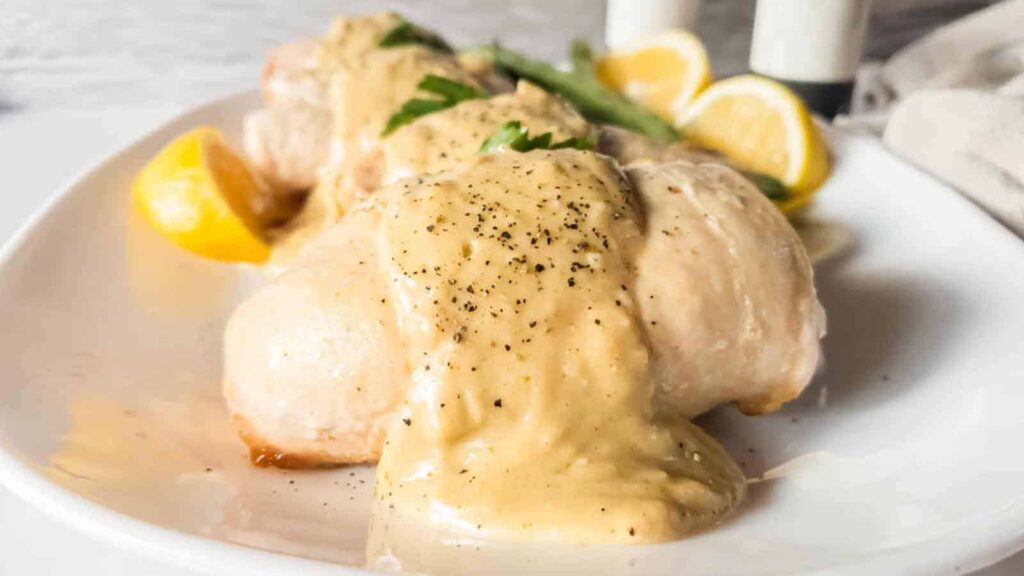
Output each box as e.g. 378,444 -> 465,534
606,0 -> 703,48
749,0 -> 873,118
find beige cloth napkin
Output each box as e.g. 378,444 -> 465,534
838,0 -> 1024,237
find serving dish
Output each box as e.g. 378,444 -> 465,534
1,91 -> 1023,575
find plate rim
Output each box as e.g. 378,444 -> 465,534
0,90 -> 1022,576
0,90 -> 374,576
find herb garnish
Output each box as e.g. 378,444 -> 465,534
378,21 -> 453,53
479,121 -> 593,154
382,75 -> 486,136
741,171 -> 788,201
475,41 -> 679,143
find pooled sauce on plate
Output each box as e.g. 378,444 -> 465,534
373,150 -> 744,543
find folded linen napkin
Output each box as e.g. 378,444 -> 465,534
838,0 -> 1024,237
883,90 -> 1024,236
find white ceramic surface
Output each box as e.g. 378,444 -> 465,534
1,92 -> 1023,576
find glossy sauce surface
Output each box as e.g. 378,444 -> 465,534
317,14 -> 479,210
372,150 -> 744,543
381,82 -> 592,188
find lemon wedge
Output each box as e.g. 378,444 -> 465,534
133,127 -> 270,263
677,75 -> 830,212
596,30 -> 711,123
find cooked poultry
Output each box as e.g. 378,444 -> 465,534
223,13 -> 826,544
633,161 -> 823,416
313,80 -> 592,218
242,14 -> 763,255
242,14 -> 467,204
224,150 -> 821,541
243,13 -> 511,211
225,150 -> 821,457
224,208 -> 405,467
372,150 -> 748,543
243,38 -> 327,194
244,101 -> 330,195
271,79 -> 595,261
598,125 -> 723,166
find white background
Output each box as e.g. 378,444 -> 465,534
0,1 -> 1019,573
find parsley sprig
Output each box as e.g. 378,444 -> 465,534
382,75 -> 486,136
378,21 -> 453,53
742,172 -> 788,201
478,121 -> 594,154
476,42 -> 679,143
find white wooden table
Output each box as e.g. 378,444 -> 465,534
0,1 -> 1020,573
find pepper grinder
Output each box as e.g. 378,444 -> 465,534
749,0 -> 873,118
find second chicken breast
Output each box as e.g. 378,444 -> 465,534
223,153 -> 824,467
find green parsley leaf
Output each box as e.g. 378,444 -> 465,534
382,75 -> 485,136
527,132 -> 553,150
378,21 -> 453,53
418,74 -> 485,102
382,99 -> 452,136
476,43 -> 679,143
478,121 -> 594,154
742,171 -> 789,201
478,121 -> 529,153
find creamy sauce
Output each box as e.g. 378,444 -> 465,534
317,13 -> 479,210
381,82 -> 592,187
371,150 -> 744,543
273,14 -> 483,259
234,13 -> 829,546
316,12 -> 406,72
330,47 -> 477,158
49,394 -> 377,566
49,397 -> 207,484
277,81 -> 591,264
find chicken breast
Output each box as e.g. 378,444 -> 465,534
223,155 -> 823,466
223,207 -> 407,466
598,125 -> 724,167
316,80 -> 592,214
631,161 -> 825,416
244,13 -> 542,243
245,36 -> 330,195
367,150 -> 744,543
274,81 -> 592,263
243,13 -> 488,200
244,101 -> 332,194
260,39 -> 325,106
308,46 -> 481,212
242,14 -> 452,192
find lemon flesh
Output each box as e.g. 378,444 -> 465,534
133,127 -> 270,263
596,30 -> 711,123
678,75 -> 830,212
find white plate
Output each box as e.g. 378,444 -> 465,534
1,91 -> 1022,576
